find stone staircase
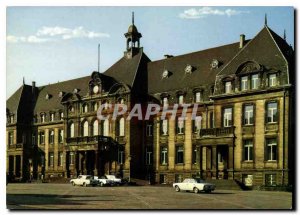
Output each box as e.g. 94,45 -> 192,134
204,179 -> 242,190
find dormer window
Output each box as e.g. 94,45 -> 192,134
73,88 -> 80,94
103,100 -> 109,110
9,115 -> 14,124
178,95 -> 184,105
225,81 -> 232,94
118,98 -> 125,104
241,76 -> 248,91
59,112 -> 64,120
251,74 -> 260,89
269,73 -> 277,87
41,113 -> 45,123
50,113 -> 55,122
185,64 -> 193,74
82,103 -> 88,113
69,105 -> 74,112
162,97 -> 168,107
58,91 -> 65,98
194,91 -> 202,103
211,59 -> 219,69
92,102 -> 98,111
45,93 -> 51,100
162,70 -> 169,79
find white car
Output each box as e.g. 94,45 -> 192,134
105,175 -> 122,185
173,178 -> 216,193
70,175 -> 98,187
94,176 -> 114,187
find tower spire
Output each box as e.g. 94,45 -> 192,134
264,13 -> 268,26
283,29 -> 286,40
132,11 -> 134,25
23,77 -> 25,85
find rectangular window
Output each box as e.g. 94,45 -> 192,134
269,74 -> 277,87
41,114 -> 45,123
193,116 -> 202,133
8,132 -> 13,145
218,151 -> 223,163
118,149 -> 124,164
32,134 -> 36,146
40,131 -> 45,144
176,117 -> 185,134
251,74 -> 260,89
265,174 -> 277,186
192,145 -> 197,164
175,174 -> 183,183
59,112 -> 64,120
223,108 -> 232,127
266,138 -> 277,161
163,97 -> 168,107
241,76 -> 248,91
244,105 -> 254,125
9,115 -> 14,123
244,139 -> 253,161
195,92 -> 201,103
146,124 -> 153,137
49,131 -> 54,144
69,152 -> 75,165
58,152 -> 63,167
49,152 -> 54,167
267,102 -> 278,123
161,119 -> 168,135
210,112 -> 214,128
178,95 -> 184,105
146,147 -> 152,165
160,146 -> 168,165
175,145 -> 184,164
58,130 -> 64,143
225,81 -> 232,93
50,113 -> 54,122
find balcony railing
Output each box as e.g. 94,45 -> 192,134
8,143 -> 23,149
199,127 -> 234,137
66,135 -> 118,145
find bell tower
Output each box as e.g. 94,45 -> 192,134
124,12 -> 142,59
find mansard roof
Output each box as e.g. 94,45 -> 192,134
147,42 -> 242,94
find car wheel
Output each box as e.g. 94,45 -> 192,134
72,182 -> 75,186
193,187 -> 199,194
100,182 -> 104,187
175,186 -> 180,192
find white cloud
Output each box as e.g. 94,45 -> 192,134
179,7 -> 249,19
7,26 -> 110,44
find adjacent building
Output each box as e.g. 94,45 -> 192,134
6,15 -> 294,188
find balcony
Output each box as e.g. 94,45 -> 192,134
66,135 -> 118,145
8,143 -> 23,149
199,127 -> 235,137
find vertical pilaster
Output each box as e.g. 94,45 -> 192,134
212,146 -> 218,179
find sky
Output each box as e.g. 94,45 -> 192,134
6,6 -> 294,98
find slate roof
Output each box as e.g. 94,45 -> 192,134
7,85 -> 24,114
217,26 -> 292,78
147,42 -> 243,94
104,49 -> 144,87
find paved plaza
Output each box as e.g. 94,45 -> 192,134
6,183 -> 293,210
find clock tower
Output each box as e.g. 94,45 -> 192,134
124,12 -> 142,59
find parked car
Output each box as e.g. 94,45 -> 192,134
70,175 -> 98,187
105,175 -> 123,185
94,176 -> 114,187
173,178 -> 216,193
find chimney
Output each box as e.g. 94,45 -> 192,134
164,54 -> 174,59
239,34 -> 245,48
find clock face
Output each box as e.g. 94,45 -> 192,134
93,85 -> 99,94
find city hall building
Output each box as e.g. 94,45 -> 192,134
6,15 -> 294,188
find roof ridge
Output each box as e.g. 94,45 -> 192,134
37,75 -> 90,89
131,48 -> 144,86
150,41 -> 242,64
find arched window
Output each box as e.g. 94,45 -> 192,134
69,105 -> 74,112
103,119 -> 109,136
93,102 -> 98,111
69,122 -> 75,138
49,130 -> 54,144
93,120 -> 99,136
82,103 -> 88,113
82,120 -> 89,136
119,117 -> 125,136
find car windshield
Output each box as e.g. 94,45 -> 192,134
86,176 -> 92,179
